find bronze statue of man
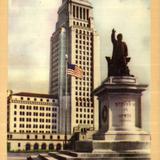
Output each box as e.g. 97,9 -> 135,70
111,28 -> 128,67
106,29 -> 131,77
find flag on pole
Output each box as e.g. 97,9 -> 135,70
67,64 -> 83,79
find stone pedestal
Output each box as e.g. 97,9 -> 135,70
93,76 -> 149,139
74,76 -> 151,159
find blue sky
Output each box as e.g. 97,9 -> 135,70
8,0 -> 151,131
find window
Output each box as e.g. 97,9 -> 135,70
18,143 -> 21,147
27,135 -> 30,139
73,5 -> 75,17
83,8 -> 85,19
80,7 -> 82,19
14,105 -> 17,109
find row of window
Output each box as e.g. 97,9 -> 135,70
75,39 -> 92,45
16,117 -> 57,123
17,97 -> 55,102
75,86 -> 92,91
76,102 -> 93,107
75,55 -> 92,61
76,114 -> 93,119
15,105 -> 57,111
75,45 -> 92,51
76,108 -> 94,112
16,124 -> 56,129
18,130 -> 57,134
8,134 -> 61,140
75,87 -> 91,92
75,91 -> 91,96
73,5 -> 89,20
76,29 -> 91,36
76,119 -> 93,124
75,81 -> 92,86
73,21 -> 89,28
75,50 -> 92,58
14,111 -> 57,117
75,60 -> 93,66
15,118 -> 56,123
75,97 -> 93,102
76,34 -> 92,41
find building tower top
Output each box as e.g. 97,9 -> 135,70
62,0 -> 91,5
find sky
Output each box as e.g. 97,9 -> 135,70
8,0 -> 151,131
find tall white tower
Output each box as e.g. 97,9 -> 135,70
49,0 -> 100,134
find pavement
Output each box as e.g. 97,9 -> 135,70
7,152 -> 41,160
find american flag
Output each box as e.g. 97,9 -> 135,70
67,64 -> 83,79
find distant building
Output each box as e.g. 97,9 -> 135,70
49,0 -> 100,134
7,91 -> 70,151
7,92 -> 58,134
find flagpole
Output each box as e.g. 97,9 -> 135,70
64,54 -> 68,146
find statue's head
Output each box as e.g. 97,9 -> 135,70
117,33 -> 123,41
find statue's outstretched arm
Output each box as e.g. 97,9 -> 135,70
111,29 -> 116,44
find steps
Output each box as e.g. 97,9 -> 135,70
31,151 -> 150,160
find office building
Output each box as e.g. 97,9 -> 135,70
7,91 -> 70,151
49,0 -> 100,134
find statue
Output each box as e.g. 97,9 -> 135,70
106,29 -> 131,77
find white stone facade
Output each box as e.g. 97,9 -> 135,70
7,92 -> 74,151
7,133 -> 71,152
7,92 -> 59,134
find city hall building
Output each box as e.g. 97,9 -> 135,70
7,91 -> 70,151
49,0 -> 100,134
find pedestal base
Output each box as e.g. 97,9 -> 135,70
93,128 -> 150,142
75,140 -> 150,153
